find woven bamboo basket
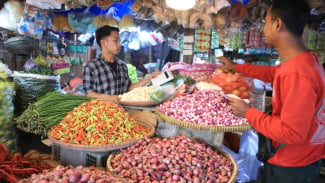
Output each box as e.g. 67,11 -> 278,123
16,125 -> 40,135
155,108 -> 252,132
47,120 -> 155,152
119,100 -> 158,107
107,147 -> 238,183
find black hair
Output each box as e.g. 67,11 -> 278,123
270,0 -> 310,37
95,25 -> 120,49
0,0 -> 8,10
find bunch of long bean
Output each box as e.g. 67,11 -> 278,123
15,92 -> 92,137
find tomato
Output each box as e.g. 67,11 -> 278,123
241,91 -> 249,99
232,89 -> 241,97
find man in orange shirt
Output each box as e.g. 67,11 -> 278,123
218,0 -> 324,182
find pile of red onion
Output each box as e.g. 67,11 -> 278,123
19,165 -> 123,183
157,90 -> 248,126
110,136 -> 233,183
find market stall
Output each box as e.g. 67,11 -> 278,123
0,0 -> 324,182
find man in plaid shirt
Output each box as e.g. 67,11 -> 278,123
83,26 -> 158,103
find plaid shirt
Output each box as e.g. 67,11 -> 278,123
82,54 -> 131,95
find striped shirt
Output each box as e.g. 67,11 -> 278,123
82,54 -> 131,95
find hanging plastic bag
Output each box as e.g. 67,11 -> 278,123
0,0 -> 24,31
34,53 -> 47,66
13,71 -> 60,116
68,9 -> 96,33
23,57 -> 38,71
26,0 -> 62,9
18,3 -> 53,39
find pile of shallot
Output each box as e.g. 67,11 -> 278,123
157,90 -> 248,126
110,136 -> 234,183
19,165 -> 123,183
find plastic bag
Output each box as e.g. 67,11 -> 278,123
0,0 -> 24,31
0,62 -> 12,79
18,3 -> 53,39
26,0 -> 62,9
179,68 -> 214,82
126,63 -> 139,83
13,71 -> 61,116
23,57 -> 38,71
222,130 -> 263,182
68,10 -> 96,33
0,81 -> 17,151
178,63 -> 218,83
162,62 -> 191,72
149,84 -> 176,103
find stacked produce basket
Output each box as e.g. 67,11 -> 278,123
7,62 -> 256,182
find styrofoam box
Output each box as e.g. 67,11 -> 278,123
52,144 -> 118,167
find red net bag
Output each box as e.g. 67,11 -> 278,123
210,68 -> 253,100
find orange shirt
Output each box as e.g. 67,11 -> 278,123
236,52 -> 325,167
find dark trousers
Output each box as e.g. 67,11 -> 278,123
260,160 -> 322,183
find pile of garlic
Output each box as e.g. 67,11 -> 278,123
119,86 -> 157,102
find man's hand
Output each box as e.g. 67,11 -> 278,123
148,71 -> 159,80
145,71 -> 160,84
216,57 -> 236,73
228,97 -> 250,117
102,95 -> 120,104
129,71 -> 161,91
86,91 -> 120,104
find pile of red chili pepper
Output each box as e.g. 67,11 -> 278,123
49,99 -> 151,145
0,143 -> 53,182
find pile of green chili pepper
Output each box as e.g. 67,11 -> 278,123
49,99 -> 151,145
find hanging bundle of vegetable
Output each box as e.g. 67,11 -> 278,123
15,91 -> 93,137
49,99 -> 151,145
0,143 -> 53,182
0,81 -> 17,151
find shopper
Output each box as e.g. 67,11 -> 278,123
218,0 -> 324,182
83,25 -> 158,103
